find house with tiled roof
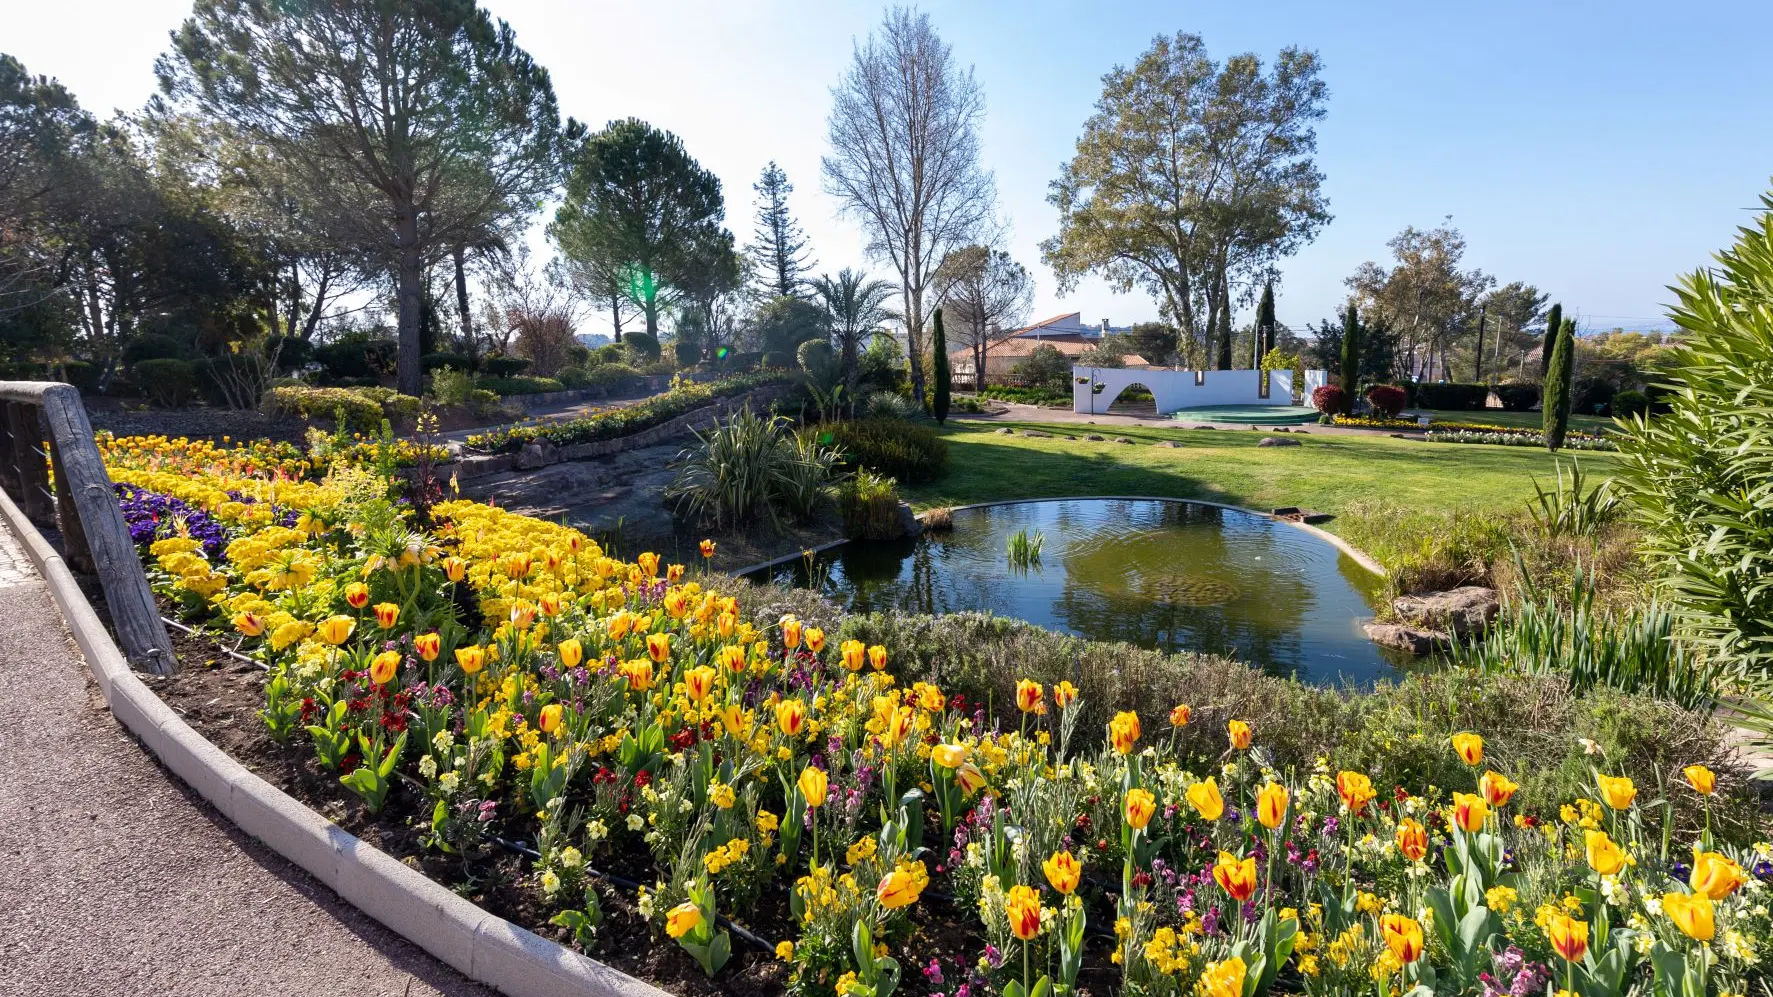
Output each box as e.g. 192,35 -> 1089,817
949,312 -> 1145,386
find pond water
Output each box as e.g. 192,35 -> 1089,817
752,498 -> 1406,685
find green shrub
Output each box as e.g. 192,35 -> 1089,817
481,355 -> 532,378
422,351 -> 471,372
594,343 -> 625,365
429,366 -> 475,407
623,331 -> 662,365
553,365 -> 592,388
476,376 -> 563,396
1494,382 -> 1541,411
133,358 -> 198,408
1009,344 -> 1072,393
582,363 -> 641,388
665,408 -> 834,528
314,339 -> 396,380
1410,381 -> 1489,410
266,385 -> 382,430
862,390 -> 923,421
980,385 -> 1070,406
839,470 -> 902,539
824,418 -> 949,484
1611,389 -> 1649,418
1543,319 -> 1576,450
465,372 -> 788,454
123,333 -> 189,365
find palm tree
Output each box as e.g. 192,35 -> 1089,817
810,268 -> 897,408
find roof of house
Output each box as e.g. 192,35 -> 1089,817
952,335 -> 1147,366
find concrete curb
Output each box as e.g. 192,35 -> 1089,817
0,485 -> 670,997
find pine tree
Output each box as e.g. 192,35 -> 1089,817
1540,302 -> 1563,376
748,161 -> 815,299
1339,304 -> 1360,414
932,307 -> 952,424
1543,317 -> 1575,450
1255,281 -> 1276,365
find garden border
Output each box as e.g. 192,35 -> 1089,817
0,484 -> 671,997
729,495 -> 1388,579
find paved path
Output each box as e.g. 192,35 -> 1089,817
0,519 -> 492,997
953,400 -> 1386,435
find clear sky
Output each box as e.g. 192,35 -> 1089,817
10,0 -> 1773,333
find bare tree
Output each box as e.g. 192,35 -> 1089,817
823,7 -> 995,407
480,244 -> 579,363
932,244 -> 1032,391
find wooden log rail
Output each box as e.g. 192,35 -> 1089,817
0,381 -> 174,674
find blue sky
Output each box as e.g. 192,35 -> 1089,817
11,0 -> 1772,333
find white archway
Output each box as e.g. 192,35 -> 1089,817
1072,366 -> 1326,415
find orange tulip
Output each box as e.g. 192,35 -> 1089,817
1336,771 -> 1376,815
1479,770 -> 1519,807
780,616 -> 802,649
1124,787 -> 1157,830
1185,776 -> 1224,821
1256,782 -> 1289,830
1004,884 -> 1042,940
1212,851 -> 1258,902
1381,913 -> 1425,963
1169,703 -> 1193,727
1683,764 -> 1716,796
413,632 -> 441,662
1451,731 -> 1484,766
1015,679 -> 1045,714
1689,851 -> 1747,900
1395,818 -> 1428,861
699,539 -> 716,559
1052,681 -> 1078,709
1546,910 -> 1588,962
372,602 -> 400,629
1452,792 -> 1489,833
1227,719 -> 1253,750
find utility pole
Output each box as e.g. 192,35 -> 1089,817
1473,304 -> 1486,382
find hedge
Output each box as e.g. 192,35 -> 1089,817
265,384 -> 420,431
464,372 -> 792,454
476,376 -> 564,396
1409,381 -> 1490,410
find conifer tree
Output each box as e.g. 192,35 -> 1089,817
748,161 -> 814,298
1543,317 -> 1575,450
1339,304 -> 1360,414
932,307 -> 952,424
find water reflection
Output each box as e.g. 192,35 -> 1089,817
757,499 -> 1402,685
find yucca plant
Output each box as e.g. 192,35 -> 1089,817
1528,458 -> 1622,540
666,408 -> 799,529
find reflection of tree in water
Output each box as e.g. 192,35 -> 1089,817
1052,502 -> 1313,675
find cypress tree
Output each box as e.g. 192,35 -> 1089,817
932,307 -> 952,424
1540,302 -> 1563,375
1255,281 -> 1276,365
1339,304 -> 1360,414
1543,317 -> 1575,450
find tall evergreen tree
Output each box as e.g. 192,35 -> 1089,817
1339,303 -> 1360,414
1255,281 -> 1276,365
748,161 -> 815,299
1540,302 -> 1563,376
932,307 -> 952,424
1543,317 -> 1575,450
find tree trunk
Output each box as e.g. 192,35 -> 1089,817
1473,305 -> 1486,383
905,287 -> 927,407
643,291 -> 659,338
610,292 -> 624,343
395,212 -> 424,396
453,244 -> 474,355
842,323 -> 859,409
1213,269 -> 1232,370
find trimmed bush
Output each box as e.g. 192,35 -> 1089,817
582,363 -> 642,388
422,352 -> 472,372
1612,389 -> 1649,419
266,385 -> 384,430
465,372 -> 788,454
1411,381 -> 1489,410
1310,383 -> 1344,414
623,331 -> 662,365
133,358 -> 199,408
553,365 -> 591,388
123,333 -> 189,365
1365,384 -> 1407,417
825,418 -> 950,484
314,339 -> 396,380
476,375 -> 563,396
1574,375 -> 1616,415
1494,382 -> 1541,412
481,355 -> 532,378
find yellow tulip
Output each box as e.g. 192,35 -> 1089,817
1661,891 -> 1715,942
1124,787 -> 1157,830
233,611 -> 266,637
797,766 -> 828,808
369,650 -> 400,685
1546,910 -> 1588,962
1380,913 -> 1425,963
932,743 -> 967,769
317,615 -> 355,646
1015,679 -> 1045,714
776,698 -> 807,736
682,665 -> 717,703
1004,884 -> 1042,940
1109,711 -> 1141,754
1689,851 -> 1747,900
1595,774 -> 1637,810
455,644 -> 485,674
539,703 -> 563,735
867,644 -> 888,671
1043,850 -> 1081,895
1452,792 -> 1489,833
876,863 -> 926,909
1395,818 -> 1428,861
954,762 -> 987,795
412,632 -> 441,662
1451,731 -> 1484,766
1186,776 -> 1224,821
780,616 -> 802,649
1052,680 -> 1078,709
443,556 -> 466,582
803,627 -> 825,653
1585,830 -> 1626,876
1336,771 -> 1376,815
1212,851 -> 1257,901
1256,782 -> 1289,830
840,639 -> 866,672
557,638 -> 583,670
665,901 -> 701,939
343,581 -> 370,609
1479,770 -> 1519,807
1200,956 -> 1247,997
1683,764 -> 1716,796
646,633 -> 670,663
372,602 -> 400,629
699,539 -> 716,559
1169,703 -> 1193,727
1227,718 -> 1253,750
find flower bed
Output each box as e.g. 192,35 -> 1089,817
1331,415 -> 1614,441
107,435 -> 1769,997
1425,430 -> 1620,452
465,372 -> 792,455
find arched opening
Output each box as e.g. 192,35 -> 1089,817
1103,381 -> 1160,417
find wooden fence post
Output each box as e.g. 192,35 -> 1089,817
8,402 -> 54,526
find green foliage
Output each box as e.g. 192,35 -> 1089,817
1009,344 -> 1072,393
838,470 -> 902,540
428,366 -> 475,407
861,390 -> 923,421
1527,459 -> 1621,540
475,375 -> 563,396
133,358 -> 199,408
466,372 -> 785,453
1005,527 -> 1043,569
482,354 -> 532,377
552,365 -> 591,388
1493,382 -> 1540,412
623,331 -> 662,365
1409,382 -> 1489,410
421,351 -> 471,372
824,419 -> 949,484
266,385 -> 386,431
1339,305 -> 1360,413
1611,388 -> 1649,418
981,384 -> 1071,407
1616,192 -> 1773,688
931,308 -> 951,424
1542,317 -> 1575,450
665,408 -> 835,528
123,333 -> 190,365
1540,302 -> 1563,375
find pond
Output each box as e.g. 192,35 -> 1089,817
752,498 -> 1406,685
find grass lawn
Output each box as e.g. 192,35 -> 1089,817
903,420 -> 1621,537
1415,407 -> 1615,433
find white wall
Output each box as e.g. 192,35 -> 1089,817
1071,366 -> 1326,414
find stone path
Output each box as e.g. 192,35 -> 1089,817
0,517 -> 491,997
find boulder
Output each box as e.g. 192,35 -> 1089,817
1023,430 -> 1051,438
1113,436 -> 1135,444
997,427 -> 1016,435
1257,437 -> 1301,448
1392,586 -> 1501,637
1363,622 -> 1450,656
1084,433 -> 1105,441
895,501 -> 924,539
516,439 -> 558,469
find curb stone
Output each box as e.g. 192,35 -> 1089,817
0,484 -> 672,997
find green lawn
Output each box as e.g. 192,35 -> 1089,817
1415,408 -> 1615,433
904,420 -> 1621,536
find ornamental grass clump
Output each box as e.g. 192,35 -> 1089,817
107,434 -> 1772,996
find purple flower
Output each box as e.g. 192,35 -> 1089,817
922,959 -> 944,984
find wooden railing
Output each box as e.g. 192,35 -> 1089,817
0,381 -> 174,674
